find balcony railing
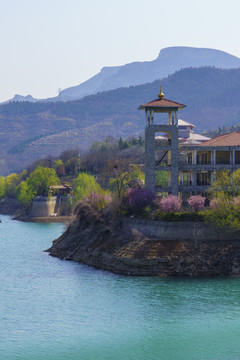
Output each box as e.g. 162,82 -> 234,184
216,159 -> 230,164
197,160 -> 211,165
179,181 -> 193,186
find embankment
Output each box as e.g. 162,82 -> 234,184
0,198 -> 24,215
48,203 -> 240,276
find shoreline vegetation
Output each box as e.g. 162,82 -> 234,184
1,136 -> 240,276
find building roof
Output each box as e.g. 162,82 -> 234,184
198,131 -> 240,147
181,132 -> 211,144
178,119 -> 195,128
138,98 -> 186,111
155,131 -> 210,144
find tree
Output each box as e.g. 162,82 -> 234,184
4,171 -> 27,198
187,195 -> 206,212
0,176 -> 5,199
101,159 -> 133,199
206,169 -> 240,230
126,188 -> 155,208
208,169 -> 240,199
159,195 -> 182,213
73,173 -> 102,204
27,167 -> 60,197
16,181 -> 34,207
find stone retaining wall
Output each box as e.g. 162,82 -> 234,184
121,217 -> 239,242
29,197 -> 57,217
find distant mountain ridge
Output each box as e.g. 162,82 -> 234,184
58,46 -> 240,101
3,46 -> 240,104
1,66 -> 240,175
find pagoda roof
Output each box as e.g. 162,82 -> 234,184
138,98 -> 186,111
198,131 -> 240,147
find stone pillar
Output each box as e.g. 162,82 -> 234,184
170,125 -> 179,195
232,149 -> 235,165
145,126 -> 155,193
150,111 -> 154,125
193,149 -> 197,165
168,112 -> 171,125
192,169 -> 197,194
145,110 -> 148,127
211,149 -> 216,165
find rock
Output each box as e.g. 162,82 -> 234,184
47,203 -> 240,277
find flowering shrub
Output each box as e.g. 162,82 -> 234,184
126,188 -> 155,208
160,195 -> 182,213
209,198 -> 220,209
233,196 -> 240,209
83,191 -> 112,210
187,195 -> 206,212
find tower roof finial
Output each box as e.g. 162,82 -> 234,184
158,85 -> 164,100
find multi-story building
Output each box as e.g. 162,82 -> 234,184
139,87 -> 240,195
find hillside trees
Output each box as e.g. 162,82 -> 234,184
16,167 -> 60,206
207,169 -> 240,230
27,167 -> 60,197
0,176 -> 5,199
72,173 -> 103,204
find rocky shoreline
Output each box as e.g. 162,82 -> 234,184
47,203 -> 240,277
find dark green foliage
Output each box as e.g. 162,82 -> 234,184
203,119 -> 240,138
118,136 -> 144,150
154,211 -> 205,222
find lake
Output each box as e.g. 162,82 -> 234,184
1,215 -> 240,360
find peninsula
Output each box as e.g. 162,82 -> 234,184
48,88 -> 240,276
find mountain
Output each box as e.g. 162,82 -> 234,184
1,66 -> 240,175
2,94 -> 39,104
3,46 -> 240,105
57,46 -> 240,101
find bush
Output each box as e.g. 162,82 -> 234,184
233,196 -> 240,209
160,195 -> 182,213
187,195 -> 206,212
82,191 -> 112,211
126,188 -> 155,208
73,173 -> 102,204
209,198 -> 220,209
155,211 -> 205,222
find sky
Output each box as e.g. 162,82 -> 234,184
1,0 -> 240,102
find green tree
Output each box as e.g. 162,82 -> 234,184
73,172 -> 102,203
16,181 -> 34,207
27,167 -> 60,197
206,169 -> 240,230
4,171 -> 27,198
53,159 -> 63,169
129,164 -> 145,182
0,176 -> 5,199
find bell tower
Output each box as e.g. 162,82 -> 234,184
138,87 -> 186,195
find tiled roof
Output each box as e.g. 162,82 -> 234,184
198,131 -> 240,147
138,98 -> 186,110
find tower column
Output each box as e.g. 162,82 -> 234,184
170,125 -> 179,195
145,126 -> 155,193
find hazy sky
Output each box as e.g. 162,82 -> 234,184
1,0 -> 240,102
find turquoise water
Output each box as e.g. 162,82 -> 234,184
1,215 -> 240,360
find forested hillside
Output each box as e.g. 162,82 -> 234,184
1,66 -> 240,175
